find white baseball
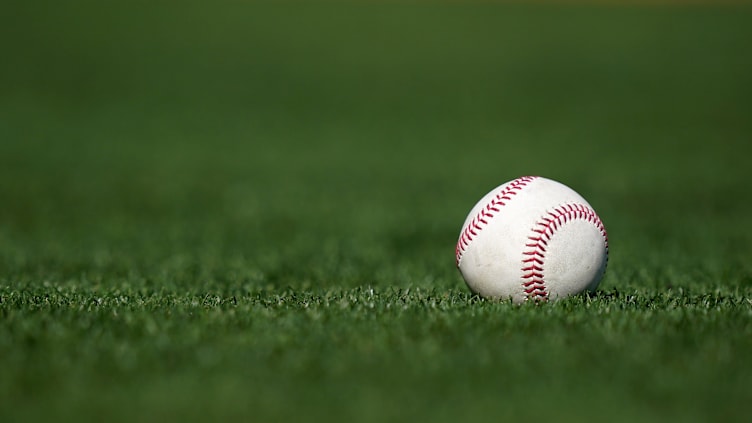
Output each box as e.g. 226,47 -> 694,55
456,176 -> 608,303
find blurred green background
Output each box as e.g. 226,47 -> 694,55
1,1 -> 751,422
2,1 -> 750,275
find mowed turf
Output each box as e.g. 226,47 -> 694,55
1,1 -> 751,422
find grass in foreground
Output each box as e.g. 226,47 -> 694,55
2,283 -> 751,422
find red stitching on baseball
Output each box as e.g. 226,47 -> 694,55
455,176 -> 538,266
521,203 -> 609,302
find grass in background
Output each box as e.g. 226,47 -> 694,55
1,2 -> 751,422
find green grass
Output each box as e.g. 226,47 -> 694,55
1,1 -> 752,422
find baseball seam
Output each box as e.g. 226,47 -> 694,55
521,203 -> 609,301
455,176 -> 538,266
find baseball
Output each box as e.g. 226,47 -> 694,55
456,176 -> 608,303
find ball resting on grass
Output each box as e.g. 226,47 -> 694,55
456,176 -> 608,303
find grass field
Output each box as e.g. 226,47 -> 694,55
2,1 -> 752,422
